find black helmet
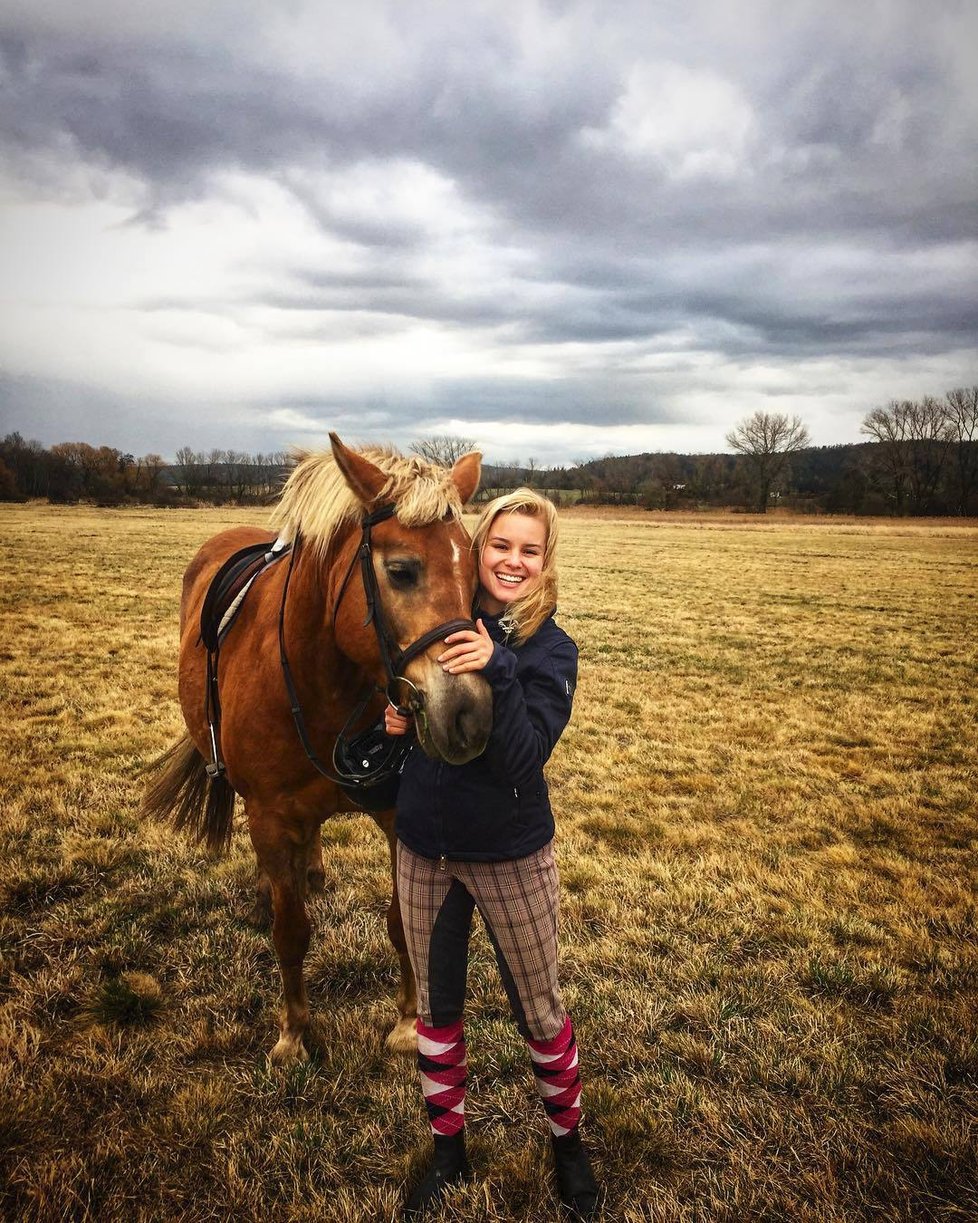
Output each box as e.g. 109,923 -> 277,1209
332,714 -> 412,812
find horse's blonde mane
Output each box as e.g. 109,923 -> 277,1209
270,444 -> 464,557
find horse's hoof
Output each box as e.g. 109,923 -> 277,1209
269,1032 -> 309,1066
385,1016 -> 418,1055
307,868 -> 326,894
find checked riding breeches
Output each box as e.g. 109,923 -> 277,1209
395,840 -> 567,1042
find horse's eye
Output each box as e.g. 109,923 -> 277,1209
385,560 -> 420,589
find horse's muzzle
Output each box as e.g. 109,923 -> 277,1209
414,667 -> 493,765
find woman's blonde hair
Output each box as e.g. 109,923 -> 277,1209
471,488 -> 559,644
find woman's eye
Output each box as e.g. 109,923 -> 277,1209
386,563 -> 419,589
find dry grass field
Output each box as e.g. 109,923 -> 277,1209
2,502 -> 977,1222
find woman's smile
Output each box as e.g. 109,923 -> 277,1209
478,510 -> 546,613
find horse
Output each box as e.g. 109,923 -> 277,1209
142,434 -> 493,1063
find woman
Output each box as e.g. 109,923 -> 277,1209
386,488 -> 601,1220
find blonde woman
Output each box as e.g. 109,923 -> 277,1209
386,488 -> 600,1220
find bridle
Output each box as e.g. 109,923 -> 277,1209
277,502 -> 475,785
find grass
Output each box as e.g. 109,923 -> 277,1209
1,501 -> 977,1221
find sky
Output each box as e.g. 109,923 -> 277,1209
1,0 -> 976,467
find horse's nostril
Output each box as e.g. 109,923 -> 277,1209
453,702 -> 488,753
454,707 -> 471,749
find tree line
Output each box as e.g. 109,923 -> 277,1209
483,387 -> 977,516
2,385 -> 975,515
0,440 -> 290,506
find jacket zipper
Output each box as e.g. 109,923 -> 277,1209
436,762 -> 447,866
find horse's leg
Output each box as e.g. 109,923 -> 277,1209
252,866 -> 273,928
251,833 -> 321,929
307,827 -> 326,894
252,835 -> 316,928
372,809 -> 418,1054
247,804 -> 315,1065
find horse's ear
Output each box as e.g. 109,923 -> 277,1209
451,451 -> 481,507
329,433 -> 389,504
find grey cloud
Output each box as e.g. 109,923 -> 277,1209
267,368 -> 677,430
0,371 -> 180,451
3,8 -> 974,256
428,376 -> 681,428
1,1 -> 975,454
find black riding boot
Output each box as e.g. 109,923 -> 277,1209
551,1129 -> 601,1220
403,1131 -> 472,1218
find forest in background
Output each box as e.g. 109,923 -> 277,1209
2,386 -> 976,517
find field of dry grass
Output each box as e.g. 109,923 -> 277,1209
2,502 -> 976,1221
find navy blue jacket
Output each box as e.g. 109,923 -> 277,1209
395,609 -> 578,861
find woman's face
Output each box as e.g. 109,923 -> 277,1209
478,510 -> 547,614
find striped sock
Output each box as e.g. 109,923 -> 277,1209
528,1015 -> 582,1137
417,1018 -> 467,1137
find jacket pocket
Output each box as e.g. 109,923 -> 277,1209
514,785 -> 543,828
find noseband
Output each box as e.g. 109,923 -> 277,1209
277,502 -> 475,786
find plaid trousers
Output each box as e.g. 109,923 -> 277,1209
396,840 -> 567,1041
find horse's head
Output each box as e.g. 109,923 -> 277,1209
329,434 -> 493,765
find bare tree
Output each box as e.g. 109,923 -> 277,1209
861,398 -> 954,515
861,401 -> 913,514
135,453 -> 165,498
205,447 -> 225,497
725,411 -> 811,512
222,449 -> 252,500
410,435 -> 478,467
252,451 -> 288,500
174,445 -> 205,497
944,386 -> 978,515
905,396 -> 954,514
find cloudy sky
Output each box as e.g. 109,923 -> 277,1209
1,0 -> 976,466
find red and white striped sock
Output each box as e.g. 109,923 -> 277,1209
417,1018 -> 467,1138
528,1015 -> 582,1136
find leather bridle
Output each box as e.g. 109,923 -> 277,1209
277,502 -> 475,784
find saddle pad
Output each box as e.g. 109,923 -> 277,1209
199,538 -> 291,652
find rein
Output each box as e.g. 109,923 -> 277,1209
275,502 -> 474,788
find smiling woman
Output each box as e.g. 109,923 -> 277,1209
469,489 -> 560,642
384,487 -> 602,1220
477,508 -> 546,612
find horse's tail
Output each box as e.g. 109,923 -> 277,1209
141,734 -> 236,854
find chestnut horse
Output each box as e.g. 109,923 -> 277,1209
143,435 -> 492,1063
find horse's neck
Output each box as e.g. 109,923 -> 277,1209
283,534 -> 365,710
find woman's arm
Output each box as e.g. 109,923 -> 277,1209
479,638 -> 578,788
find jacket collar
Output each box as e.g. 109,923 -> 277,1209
475,606 -> 556,646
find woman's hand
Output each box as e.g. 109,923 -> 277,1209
385,704 -> 413,736
437,619 -> 494,675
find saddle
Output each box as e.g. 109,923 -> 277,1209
199,538 -> 291,777
200,537 -> 291,652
